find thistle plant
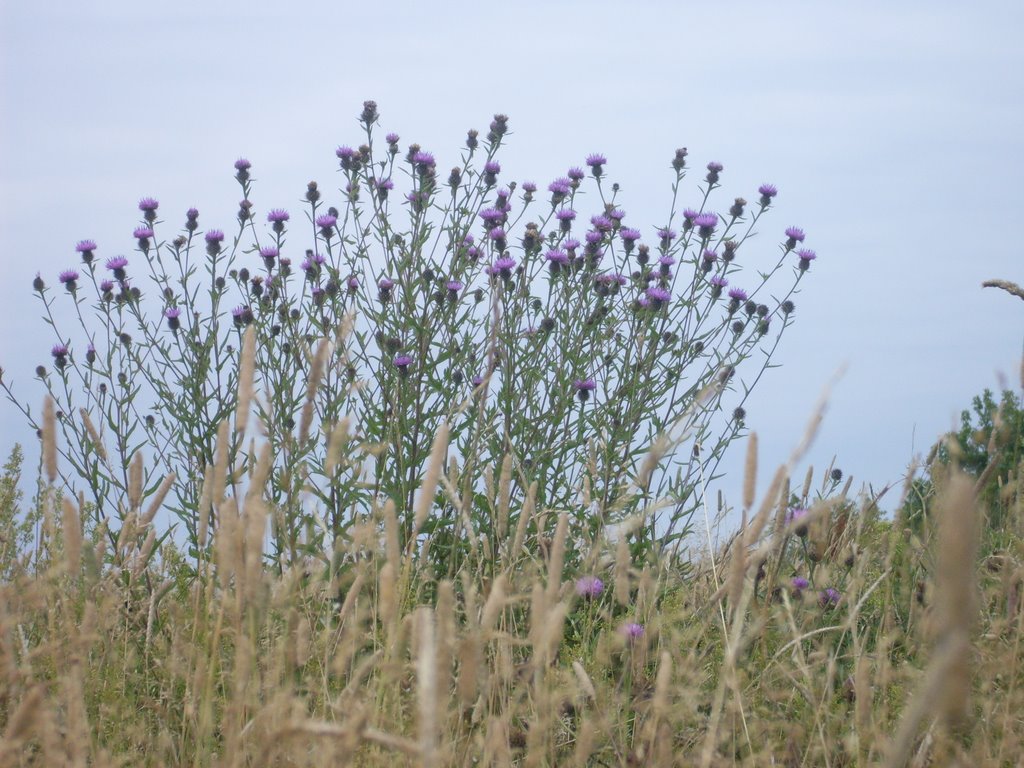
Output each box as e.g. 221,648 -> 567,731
2,102 -> 816,576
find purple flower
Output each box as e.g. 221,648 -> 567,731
522,181 -> 537,193
621,622 -> 645,641
694,212 -> 719,234
785,507 -> 809,536
412,150 -> 436,168
573,378 -> 597,402
728,288 -> 748,302
205,230 -> 225,244
608,208 -> 626,222
585,230 -> 604,246
385,132 -> 399,144
336,145 -> 357,160
267,209 -> 289,223
707,161 -> 723,172
590,215 -> 613,232
785,226 -> 806,244
375,178 -> 395,193
379,277 -> 395,290
710,275 -> 728,288
556,208 -> 577,222
576,576 -> 604,598
394,354 -> 413,371
489,256 -> 517,277
646,286 -> 672,306
682,208 -> 699,223
566,166 -> 586,182
138,197 -> 159,212
620,227 -> 641,244
134,226 -> 154,240
791,577 -> 810,591
164,307 -> 182,319
758,184 -> 778,202
657,227 -> 677,243
445,280 -> 463,298
820,588 -> 841,607
548,178 -> 571,198
75,240 -> 97,254
51,344 -> 69,358
797,249 -> 817,262
479,208 -> 505,225
316,213 -> 337,229
546,249 -> 569,266
260,246 -> 279,260
484,160 -> 501,174
586,153 -> 607,169
100,279 -> 114,293
234,158 -> 251,171
58,269 -> 79,289
488,226 -> 506,243
564,238 -> 581,253
105,256 -> 128,272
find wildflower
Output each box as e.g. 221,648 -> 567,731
781,299 -> 795,315
316,213 -> 337,234
374,178 -> 395,200
797,248 -> 817,271
758,184 -> 778,207
483,160 -> 501,184
360,100 -> 378,124
394,354 -> 413,376
646,285 -> 671,309
573,378 -> 597,402
134,226 -> 154,250
490,256 -> 517,280
586,153 -> 607,177
346,276 -> 359,293
51,344 -> 69,368
546,249 -> 569,274
682,208 -> 699,230
659,255 -> 675,277
100,279 -> 114,294
234,158 -> 251,182
590,215 -> 613,232
729,197 -> 747,218
488,228 -> 507,250
657,227 -> 677,247
728,287 -> 748,303
105,256 -> 128,280
576,576 -> 604,599
785,226 -> 805,249
58,269 -> 79,292
164,307 -> 182,331
412,150 -> 436,171
85,343 -> 96,364
522,181 -> 537,196
567,166 -> 586,182
76,240 -> 97,264
479,208 -> 505,226
378,277 -> 395,302
820,588 -> 841,607
619,228 -> 641,252
259,246 -> 278,267
672,147 -> 688,171
556,208 -> 576,232
733,406 -> 746,422
386,132 -> 400,146
336,145 -> 358,170
706,161 -> 723,184
621,622 -> 645,641
33,273 -> 45,292
548,177 -> 571,202
791,577 -> 810,595
608,208 -> 626,225
694,212 -> 719,238
205,230 -> 225,255
445,280 -> 463,301
138,197 -> 159,223
785,507 -> 809,537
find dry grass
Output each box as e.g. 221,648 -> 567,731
1,400 -> 1023,767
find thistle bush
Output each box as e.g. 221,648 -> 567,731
1,102 -> 815,576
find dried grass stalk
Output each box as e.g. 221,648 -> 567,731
80,408 -> 108,464
415,608 -> 439,768
325,416 -> 351,476
510,480 -> 537,563
235,325 -> 256,435
42,395 -> 57,483
61,496 -> 82,574
743,432 -> 758,510
497,452 -> 512,541
545,512 -> 569,605
142,472 -> 176,528
413,423 -> 449,538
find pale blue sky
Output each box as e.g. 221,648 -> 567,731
2,0 -> 1022,525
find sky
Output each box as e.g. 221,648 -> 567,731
1,0 -> 1022,534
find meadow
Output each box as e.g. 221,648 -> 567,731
1,104 -> 1021,766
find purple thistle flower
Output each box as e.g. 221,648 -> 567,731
694,212 -> 719,235
657,226 -> 677,243
785,226 -> 806,245
58,269 -> 79,289
546,249 -> 570,266
586,153 -> 607,169
316,213 -> 337,230
267,209 -> 290,224
797,248 -> 817,262
792,577 -> 810,592
585,230 -> 604,246
785,507 -> 809,536
576,576 -> 604,599
484,160 -> 501,174
489,256 -> 517,278
260,246 -> 279,260
728,287 -> 748,302
385,132 -> 399,144
590,215 -> 613,232
620,227 -> 641,244
75,240 -> 97,254
621,622 -> 645,641
105,256 -> 128,271
566,166 -> 586,182
336,145 -> 357,160
479,208 -> 505,225
51,344 -> 69,358
707,161 -> 723,172
394,354 -> 413,371
573,378 -> 597,402
446,280 -> 463,298
710,275 -> 728,288
164,307 -> 182,319
375,178 -> 395,194
609,208 -> 626,222
646,286 -> 671,309
548,178 -> 572,200
234,158 -> 251,173
412,150 -> 436,168
564,238 -> 580,253
682,208 -> 699,222
138,197 -> 159,212
488,226 -> 506,243
522,181 -> 537,193
134,226 -> 154,241
205,230 -> 225,244
100,279 -> 114,293
820,588 -> 841,607
556,208 -> 577,222
758,184 -> 778,206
